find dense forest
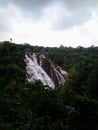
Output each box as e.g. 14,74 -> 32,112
0,41 -> 98,130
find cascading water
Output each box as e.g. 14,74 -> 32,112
25,52 -> 68,88
51,64 -> 65,85
25,53 -> 55,88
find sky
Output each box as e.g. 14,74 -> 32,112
0,0 -> 98,47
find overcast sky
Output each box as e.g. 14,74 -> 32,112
0,0 -> 98,47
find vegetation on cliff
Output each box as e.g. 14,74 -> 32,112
0,41 -> 98,129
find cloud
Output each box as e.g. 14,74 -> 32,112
0,1 -> 34,32
0,6 -> 14,31
52,0 -> 98,29
52,7 -> 92,30
0,0 -> 98,31
10,0 -> 55,20
0,0 -> 54,32
10,0 -> 98,29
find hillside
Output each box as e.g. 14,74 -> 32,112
0,41 -> 98,130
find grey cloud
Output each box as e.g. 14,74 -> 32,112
10,0 -> 55,19
53,4 -> 92,29
0,8 -> 12,31
52,0 -> 98,29
0,0 -> 9,7
0,19 -> 10,32
0,0 -> 55,20
12,0 -> 53,10
61,0 -> 92,9
11,0 -> 98,29
0,0 -> 98,30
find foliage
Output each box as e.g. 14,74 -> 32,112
0,41 -> 98,129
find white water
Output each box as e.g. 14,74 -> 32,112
52,64 -> 65,85
39,54 -> 45,66
60,67 -> 68,76
25,53 -> 55,88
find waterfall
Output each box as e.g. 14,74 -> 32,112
25,53 -> 55,88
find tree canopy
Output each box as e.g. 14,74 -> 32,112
0,41 -> 98,129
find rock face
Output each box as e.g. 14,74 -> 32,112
25,53 -> 68,88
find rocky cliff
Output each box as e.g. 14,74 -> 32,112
25,53 -> 68,88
